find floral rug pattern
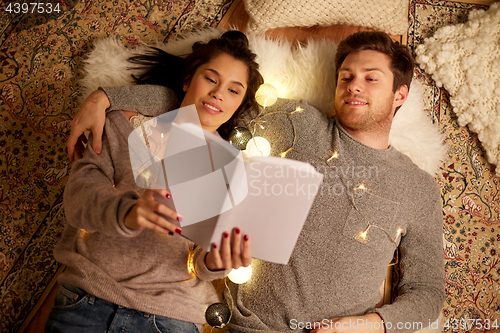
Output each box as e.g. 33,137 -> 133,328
1,0 -> 499,332
408,0 -> 500,330
0,0 -> 233,331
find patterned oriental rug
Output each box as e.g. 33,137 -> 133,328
0,0 -> 499,332
407,0 -> 500,329
0,1 -> 233,331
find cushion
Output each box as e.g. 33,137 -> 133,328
80,27 -> 446,176
243,0 -> 409,35
415,2 -> 500,177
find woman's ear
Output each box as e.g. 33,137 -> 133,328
183,81 -> 189,92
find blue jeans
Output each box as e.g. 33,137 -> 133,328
45,284 -> 199,333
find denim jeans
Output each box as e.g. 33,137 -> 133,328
45,284 -> 199,333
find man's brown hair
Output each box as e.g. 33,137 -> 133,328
335,31 -> 414,93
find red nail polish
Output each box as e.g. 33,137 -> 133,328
212,243 -> 217,249
177,216 -> 183,222
235,228 -> 241,234
175,228 -> 182,234
244,235 -> 249,241
166,193 -> 171,199
223,232 -> 229,239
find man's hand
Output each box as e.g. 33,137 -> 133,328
67,90 -> 109,161
205,228 -> 251,271
312,313 -> 385,333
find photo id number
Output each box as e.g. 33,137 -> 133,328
5,3 -> 61,14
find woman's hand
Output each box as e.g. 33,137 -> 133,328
125,189 -> 182,236
67,90 -> 110,162
205,228 -> 251,271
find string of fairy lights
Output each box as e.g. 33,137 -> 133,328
202,83 -> 404,329
129,82 -> 404,329
229,83 -> 403,246
135,82 -> 403,329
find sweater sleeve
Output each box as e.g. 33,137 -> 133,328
191,246 -> 231,281
375,177 -> 445,332
100,85 -> 180,116
63,121 -> 142,238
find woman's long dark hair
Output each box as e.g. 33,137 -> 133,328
128,31 -> 264,140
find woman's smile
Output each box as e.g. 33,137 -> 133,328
181,52 -> 248,133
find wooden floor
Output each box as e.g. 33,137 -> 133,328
19,266 -> 64,333
20,0 -> 497,331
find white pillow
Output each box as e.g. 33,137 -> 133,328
80,28 -> 446,176
415,3 -> 500,177
243,0 -> 409,35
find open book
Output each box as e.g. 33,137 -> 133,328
128,105 -> 323,264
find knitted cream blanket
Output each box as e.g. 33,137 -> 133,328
243,0 -> 408,35
415,3 -> 500,177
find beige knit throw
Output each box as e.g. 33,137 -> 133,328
415,3 -> 500,177
243,0 -> 409,35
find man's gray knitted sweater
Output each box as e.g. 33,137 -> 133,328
102,85 -> 445,333
57,88 -> 227,330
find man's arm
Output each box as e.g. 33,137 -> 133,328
67,90 -> 108,161
374,177 -> 445,333
68,85 -> 179,161
101,85 -> 179,116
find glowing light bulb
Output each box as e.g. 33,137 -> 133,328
228,265 -> 252,284
357,184 -> 366,190
327,151 -> 339,164
356,231 -> 368,242
292,106 -> 304,113
355,225 -> 370,243
142,171 -> 151,186
245,137 -> 271,157
268,81 -> 284,95
279,148 -> 292,158
395,228 -> 403,242
255,83 -> 278,107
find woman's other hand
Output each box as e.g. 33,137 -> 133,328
124,189 -> 182,236
205,228 -> 251,271
67,90 -> 110,162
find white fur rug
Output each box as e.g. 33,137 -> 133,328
415,2 -> 500,177
80,28 -> 447,176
